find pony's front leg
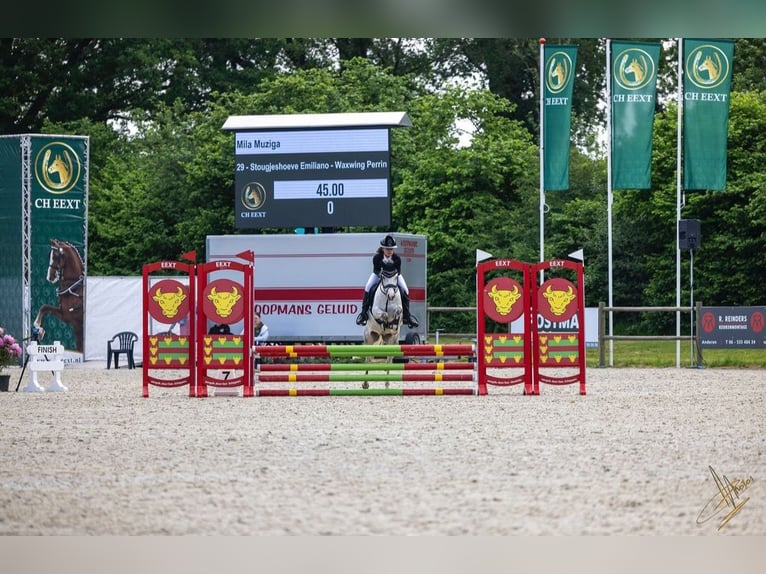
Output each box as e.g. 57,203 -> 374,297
33,304 -> 63,341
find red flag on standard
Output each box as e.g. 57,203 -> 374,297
180,250 -> 196,262
236,250 -> 255,262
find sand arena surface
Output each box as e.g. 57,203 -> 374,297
0,364 -> 763,535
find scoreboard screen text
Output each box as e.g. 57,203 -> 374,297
233,129 -> 392,229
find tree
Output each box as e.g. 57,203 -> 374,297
427,38 -> 606,145
0,38 -> 320,133
392,87 -> 540,331
31,39 -> 766,338
607,89 -> 766,334
60,59 -> 418,274
1,39 -> 171,132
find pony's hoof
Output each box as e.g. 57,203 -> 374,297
362,381 -> 369,389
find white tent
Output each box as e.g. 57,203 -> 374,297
84,277 -> 144,362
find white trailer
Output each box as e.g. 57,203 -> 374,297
206,233 -> 427,343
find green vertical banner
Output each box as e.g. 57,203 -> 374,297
683,38 -> 734,191
611,41 -> 661,190
30,136 -> 88,355
0,138 -> 24,344
543,44 -> 578,191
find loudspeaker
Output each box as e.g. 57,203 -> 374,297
679,219 -> 701,250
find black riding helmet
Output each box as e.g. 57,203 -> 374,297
380,235 -> 397,248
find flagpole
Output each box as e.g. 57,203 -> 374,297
606,38 -> 615,366
676,38 -> 683,368
539,38 -> 546,270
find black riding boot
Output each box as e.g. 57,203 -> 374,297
401,291 -> 419,328
356,289 -> 373,325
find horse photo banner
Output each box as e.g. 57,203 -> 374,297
0,135 -> 89,362
30,136 -> 89,356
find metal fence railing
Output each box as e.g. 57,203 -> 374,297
425,306 -> 476,342
597,301 -> 702,367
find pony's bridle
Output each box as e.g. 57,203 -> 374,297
48,244 -> 84,298
375,273 -> 401,328
381,281 -> 398,300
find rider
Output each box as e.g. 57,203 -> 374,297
355,234 -> 419,328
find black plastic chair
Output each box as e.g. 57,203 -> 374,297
107,331 -> 138,369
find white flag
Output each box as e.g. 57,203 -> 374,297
476,249 -> 494,263
568,248 -> 584,261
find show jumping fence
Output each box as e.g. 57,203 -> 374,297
253,344 -> 478,396
140,254 -> 587,397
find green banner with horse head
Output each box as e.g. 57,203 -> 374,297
683,39 -> 734,191
543,43 -> 578,191
30,136 -> 88,356
610,40 -> 661,190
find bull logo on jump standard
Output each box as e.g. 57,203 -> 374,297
241,182 -> 266,210
202,279 -> 245,324
483,277 -> 524,324
614,48 -> 656,90
538,278 -> 578,323
34,141 -> 82,194
686,44 -> 730,90
546,51 -> 574,94
148,280 -> 190,322
207,285 -> 241,318
152,286 -> 187,319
